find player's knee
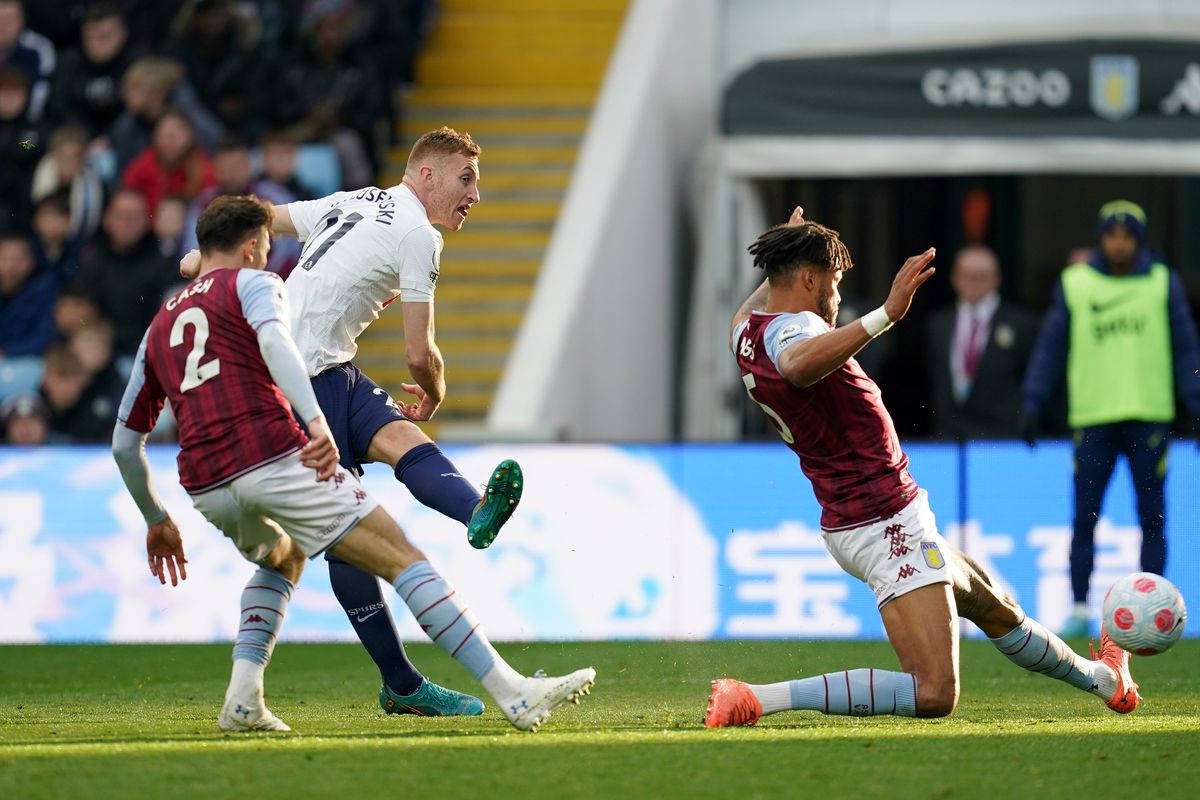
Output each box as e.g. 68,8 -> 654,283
916,673 -> 959,718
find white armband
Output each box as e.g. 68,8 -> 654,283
860,306 -> 893,338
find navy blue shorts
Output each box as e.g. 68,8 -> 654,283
306,363 -> 406,473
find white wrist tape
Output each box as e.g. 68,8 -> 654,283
861,306 -> 893,338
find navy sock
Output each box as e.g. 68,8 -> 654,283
326,554 -> 423,695
394,443 -> 481,525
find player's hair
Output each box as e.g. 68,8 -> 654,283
195,195 -> 273,255
748,221 -> 854,283
406,126 -> 481,168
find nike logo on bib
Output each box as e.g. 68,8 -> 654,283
355,608 -> 383,623
1090,296 -> 1132,314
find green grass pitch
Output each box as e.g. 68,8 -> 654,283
2,640 -> 1198,799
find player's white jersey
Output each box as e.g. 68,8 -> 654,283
285,183 -> 441,376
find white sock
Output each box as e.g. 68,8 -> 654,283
227,658 -> 264,702
990,616 -> 1115,699
748,669 -> 917,717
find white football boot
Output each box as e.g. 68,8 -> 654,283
218,694 -> 292,732
498,667 -> 597,733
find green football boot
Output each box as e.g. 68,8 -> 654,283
380,679 -> 485,717
466,459 -> 523,549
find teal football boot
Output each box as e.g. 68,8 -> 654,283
466,459 -> 523,549
380,679 -> 485,717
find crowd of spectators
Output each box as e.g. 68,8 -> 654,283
1,0 -> 433,444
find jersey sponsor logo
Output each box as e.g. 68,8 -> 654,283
921,542 -> 945,570
1090,55 -> 1139,121
896,563 -> 920,581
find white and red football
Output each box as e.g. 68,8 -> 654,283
1102,572 -> 1187,655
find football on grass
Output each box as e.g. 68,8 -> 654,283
1101,572 -> 1187,655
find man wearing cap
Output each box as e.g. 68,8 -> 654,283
1022,200 -> 1200,637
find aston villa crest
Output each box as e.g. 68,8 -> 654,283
1090,55 -> 1139,121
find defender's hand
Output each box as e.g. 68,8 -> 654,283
882,248 -> 937,323
786,206 -> 805,226
398,382 -> 440,421
180,249 -> 201,280
147,517 -> 187,587
301,416 -> 340,481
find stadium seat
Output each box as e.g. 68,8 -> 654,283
0,357 -> 44,404
295,145 -> 342,197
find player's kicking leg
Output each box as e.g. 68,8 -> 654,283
365,419 -> 522,550
330,505 -> 595,732
948,547 -> 1139,714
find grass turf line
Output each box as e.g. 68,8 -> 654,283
1,640 -> 1198,799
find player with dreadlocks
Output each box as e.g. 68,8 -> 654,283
704,206 -> 1141,726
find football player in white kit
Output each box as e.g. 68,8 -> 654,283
181,128 -> 524,718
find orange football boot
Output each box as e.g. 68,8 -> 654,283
705,678 -> 763,728
1090,630 -> 1142,714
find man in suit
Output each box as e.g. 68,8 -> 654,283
927,245 -> 1037,440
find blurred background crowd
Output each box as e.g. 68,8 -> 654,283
0,0 -> 434,444
2,0 -> 1199,450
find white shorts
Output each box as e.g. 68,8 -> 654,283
191,452 -> 381,562
822,489 -> 956,608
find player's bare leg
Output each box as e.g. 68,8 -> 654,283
366,419 -> 522,549
330,506 -> 594,732
219,533 -> 307,733
948,548 -> 1139,713
707,584 -> 953,727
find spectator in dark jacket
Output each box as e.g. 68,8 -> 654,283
926,246 -> 1037,439
72,188 -> 173,358
0,231 -> 58,357
270,1 -> 380,187
67,315 -> 123,434
0,0 -> 55,123
31,190 -> 80,281
166,0 -> 263,137
49,2 -> 139,137
0,65 -> 45,229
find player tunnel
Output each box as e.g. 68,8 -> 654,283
683,34 -> 1200,440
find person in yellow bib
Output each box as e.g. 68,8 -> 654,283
1022,200 -> 1200,638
